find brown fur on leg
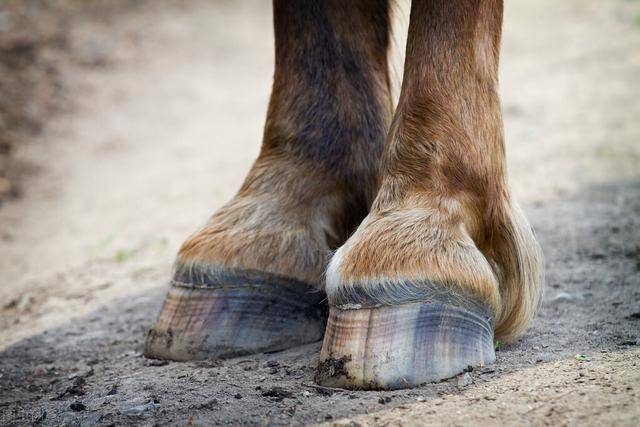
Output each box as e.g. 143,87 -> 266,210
179,0 -> 393,286
327,0 -> 543,342
146,1 -> 395,361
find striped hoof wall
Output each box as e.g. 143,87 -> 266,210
144,265 -> 327,361
315,297 -> 495,390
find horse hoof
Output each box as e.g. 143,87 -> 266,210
315,298 -> 495,390
144,264 -> 327,361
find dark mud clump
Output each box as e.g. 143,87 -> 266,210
314,355 -> 352,383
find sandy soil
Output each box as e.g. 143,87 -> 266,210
1,0 -> 639,425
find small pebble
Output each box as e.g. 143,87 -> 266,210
457,372 -> 473,388
549,292 -> 576,304
122,400 -> 160,416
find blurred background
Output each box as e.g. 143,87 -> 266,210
0,0 -> 639,425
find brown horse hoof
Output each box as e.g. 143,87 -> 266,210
144,264 -> 327,361
315,287 -> 495,390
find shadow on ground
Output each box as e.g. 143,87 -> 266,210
1,180 -> 639,426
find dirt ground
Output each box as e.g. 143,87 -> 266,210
1,0 -> 640,425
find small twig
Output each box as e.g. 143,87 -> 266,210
301,383 -> 347,395
523,391 -> 573,414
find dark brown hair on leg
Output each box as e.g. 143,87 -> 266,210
145,0 -> 394,361
318,0 -> 543,389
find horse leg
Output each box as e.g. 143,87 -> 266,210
316,0 -> 543,389
145,0 -> 393,360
